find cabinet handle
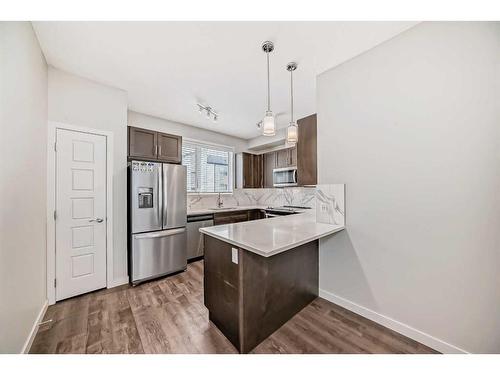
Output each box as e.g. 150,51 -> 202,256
158,145 -> 162,156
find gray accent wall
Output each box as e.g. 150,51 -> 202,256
317,22 -> 500,353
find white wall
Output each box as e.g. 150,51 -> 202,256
128,110 -> 248,152
0,22 -> 48,353
48,68 -> 128,283
317,22 -> 500,353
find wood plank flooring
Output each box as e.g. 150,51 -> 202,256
30,260 -> 438,354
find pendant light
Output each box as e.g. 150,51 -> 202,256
261,41 -> 276,136
286,62 -> 298,145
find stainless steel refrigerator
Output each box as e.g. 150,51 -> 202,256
128,160 -> 187,285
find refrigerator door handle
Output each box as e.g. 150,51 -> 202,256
157,164 -> 162,226
133,227 -> 186,240
163,167 -> 168,228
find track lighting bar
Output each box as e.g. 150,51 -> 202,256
197,103 -> 218,122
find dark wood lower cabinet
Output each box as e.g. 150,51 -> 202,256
204,236 -> 319,353
213,211 -> 249,225
248,209 -> 266,221
213,209 -> 265,226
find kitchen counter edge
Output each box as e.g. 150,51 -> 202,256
199,213 -> 345,257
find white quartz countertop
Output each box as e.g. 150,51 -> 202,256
199,212 -> 345,257
187,205 -> 267,216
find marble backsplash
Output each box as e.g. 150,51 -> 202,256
188,184 -> 345,227
187,187 -> 317,210
315,184 -> 345,226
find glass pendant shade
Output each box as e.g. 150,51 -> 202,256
286,122 -> 298,145
286,62 -> 298,145
261,41 -> 275,137
262,110 -> 276,136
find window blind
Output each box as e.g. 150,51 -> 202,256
182,140 -> 234,193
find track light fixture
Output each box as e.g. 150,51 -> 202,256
197,103 -> 218,123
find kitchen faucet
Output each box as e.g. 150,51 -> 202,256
216,192 -> 224,208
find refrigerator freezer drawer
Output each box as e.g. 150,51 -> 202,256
131,227 -> 187,284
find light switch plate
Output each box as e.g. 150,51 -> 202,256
231,248 -> 238,264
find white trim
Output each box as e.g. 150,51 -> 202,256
21,300 -> 48,354
107,276 -> 129,289
319,289 -> 469,354
46,124 -> 56,305
46,121 -> 115,305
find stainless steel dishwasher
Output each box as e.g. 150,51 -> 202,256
186,214 -> 214,260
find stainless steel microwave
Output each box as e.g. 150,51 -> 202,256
273,167 -> 298,187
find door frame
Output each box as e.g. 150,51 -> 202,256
46,121 -> 114,305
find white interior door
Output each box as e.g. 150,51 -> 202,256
55,128 -> 107,301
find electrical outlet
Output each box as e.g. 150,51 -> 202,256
231,248 -> 239,264
317,201 -> 334,224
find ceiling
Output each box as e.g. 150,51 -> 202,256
33,22 -> 417,139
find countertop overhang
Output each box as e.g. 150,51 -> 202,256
199,212 -> 345,257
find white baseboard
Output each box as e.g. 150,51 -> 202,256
21,299 -> 48,354
108,276 -> 129,289
319,289 -> 468,354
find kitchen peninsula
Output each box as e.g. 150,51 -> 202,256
200,212 -> 345,353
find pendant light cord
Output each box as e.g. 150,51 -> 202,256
290,68 -> 294,123
266,50 -> 271,112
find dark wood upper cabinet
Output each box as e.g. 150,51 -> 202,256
263,152 -> 276,188
128,126 -> 182,163
263,147 -> 296,187
290,146 -> 297,167
276,148 -> 290,168
259,114 -> 316,188
241,152 -> 253,188
297,114 -> 317,186
128,126 -> 157,160
254,154 -> 263,188
244,153 -> 263,188
275,147 -> 297,169
157,132 -> 182,163
236,153 -> 263,189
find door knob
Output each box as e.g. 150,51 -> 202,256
89,218 -> 104,223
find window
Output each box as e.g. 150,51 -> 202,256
182,140 -> 234,194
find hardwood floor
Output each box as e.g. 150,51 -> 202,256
30,260 -> 438,354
